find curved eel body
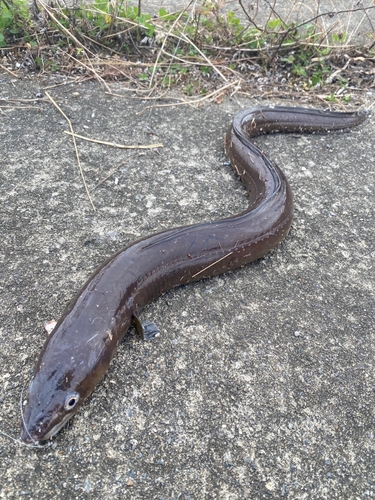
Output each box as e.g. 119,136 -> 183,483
20,106 -> 366,443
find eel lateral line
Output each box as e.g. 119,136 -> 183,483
20,106 -> 366,443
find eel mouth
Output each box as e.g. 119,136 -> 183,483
20,412 -> 72,444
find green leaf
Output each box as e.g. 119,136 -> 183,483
331,32 -> 347,43
304,23 -> 316,37
200,66 -> 211,75
292,65 -> 307,77
325,93 -> 336,102
184,84 -> 193,95
281,54 -> 295,64
126,6 -> 138,19
311,74 -> 322,86
158,7 -> 172,19
267,18 -> 282,30
227,11 -> 240,27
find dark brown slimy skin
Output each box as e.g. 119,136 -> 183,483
20,106 -> 367,444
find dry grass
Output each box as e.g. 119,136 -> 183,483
0,0 -> 374,103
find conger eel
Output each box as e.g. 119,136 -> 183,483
20,106 -> 367,443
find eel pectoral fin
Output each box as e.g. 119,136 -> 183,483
132,314 -> 160,341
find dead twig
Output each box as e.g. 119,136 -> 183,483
0,64 -> 19,77
149,1 -> 194,88
0,97 -> 48,102
191,253 -> 233,279
65,52 -> 111,92
0,106 -> 43,110
38,0 -> 94,55
45,91 -> 96,211
137,80 -> 241,114
63,131 -> 163,149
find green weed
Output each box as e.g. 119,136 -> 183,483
0,0 -> 370,98
0,0 -> 29,47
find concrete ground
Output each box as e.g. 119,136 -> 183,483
0,65 -> 374,499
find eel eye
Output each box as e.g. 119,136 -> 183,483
64,392 -> 80,411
